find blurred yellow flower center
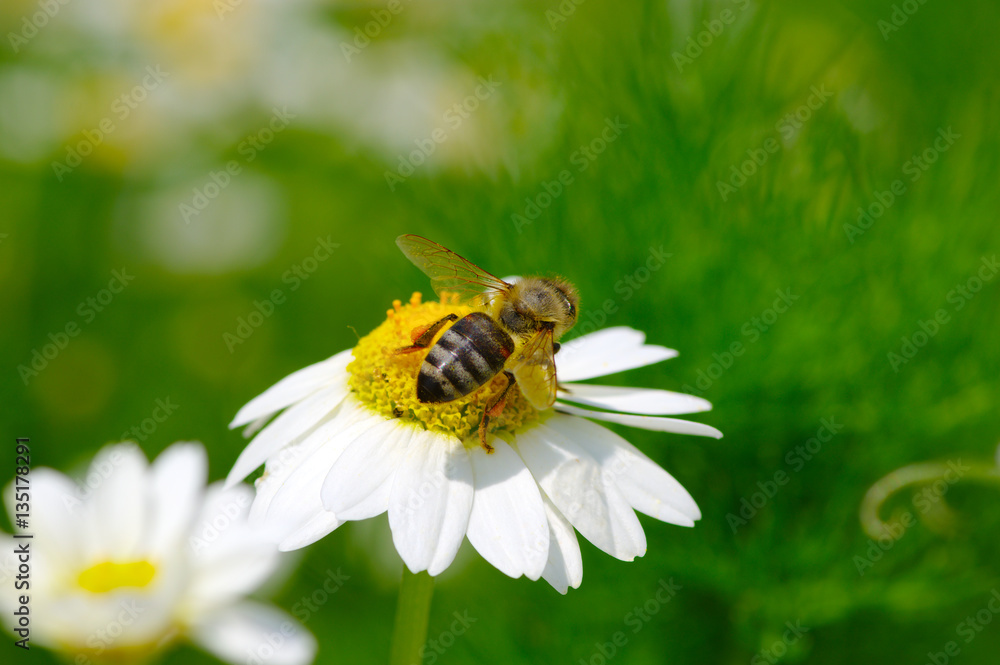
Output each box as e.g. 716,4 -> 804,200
78,560 -> 156,593
348,293 -> 539,443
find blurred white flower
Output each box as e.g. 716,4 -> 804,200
227,294 -> 720,594
0,0 -> 561,176
0,442 -> 316,665
127,170 -> 287,274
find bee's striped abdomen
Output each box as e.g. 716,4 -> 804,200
417,312 -> 514,403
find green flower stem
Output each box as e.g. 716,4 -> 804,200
390,566 -> 435,665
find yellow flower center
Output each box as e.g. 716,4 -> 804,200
77,560 -> 157,594
348,293 -> 539,443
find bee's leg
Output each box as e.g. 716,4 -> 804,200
478,371 -> 516,454
552,342 -> 570,393
552,344 -> 566,391
393,314 -> 458,354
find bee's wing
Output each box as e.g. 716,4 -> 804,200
509,327 -> 557,410
396,234 -> 512,304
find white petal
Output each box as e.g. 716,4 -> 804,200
540,494 -> 582,594
261,406 -> 384,545
146,442 -> 207,555
229,349 -> 353,428
248,405 -> 351,526
242,415 -> 272,439
549,414 -> 700,524
278,512 -> 344,551
555,403 -> 723,439
0,533 -> 18,588
558,383 -> 712,415
190,602 -> 317,665
6,469 -> 80,566
466,438 -> 549,580
186,484 -> 282,607
188,542 -> 284,611
89,443 -> 149,559
226,380 -> 351,488
517,425 -> 646,561
321,419 -> 411,520
388,431 -> 473,576
557,327 -> 677,381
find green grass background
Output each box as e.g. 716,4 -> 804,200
2,0 -> 1000,663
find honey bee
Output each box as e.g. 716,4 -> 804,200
395,234 -> 579,452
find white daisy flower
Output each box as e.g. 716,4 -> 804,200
227,292 -> 721,594
0,442 -> 316,665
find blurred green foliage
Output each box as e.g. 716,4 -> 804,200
2,0 -> 999,663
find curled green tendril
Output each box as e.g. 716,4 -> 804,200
860,458 -> 1000,540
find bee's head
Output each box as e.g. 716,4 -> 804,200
512,277 -> 579,339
